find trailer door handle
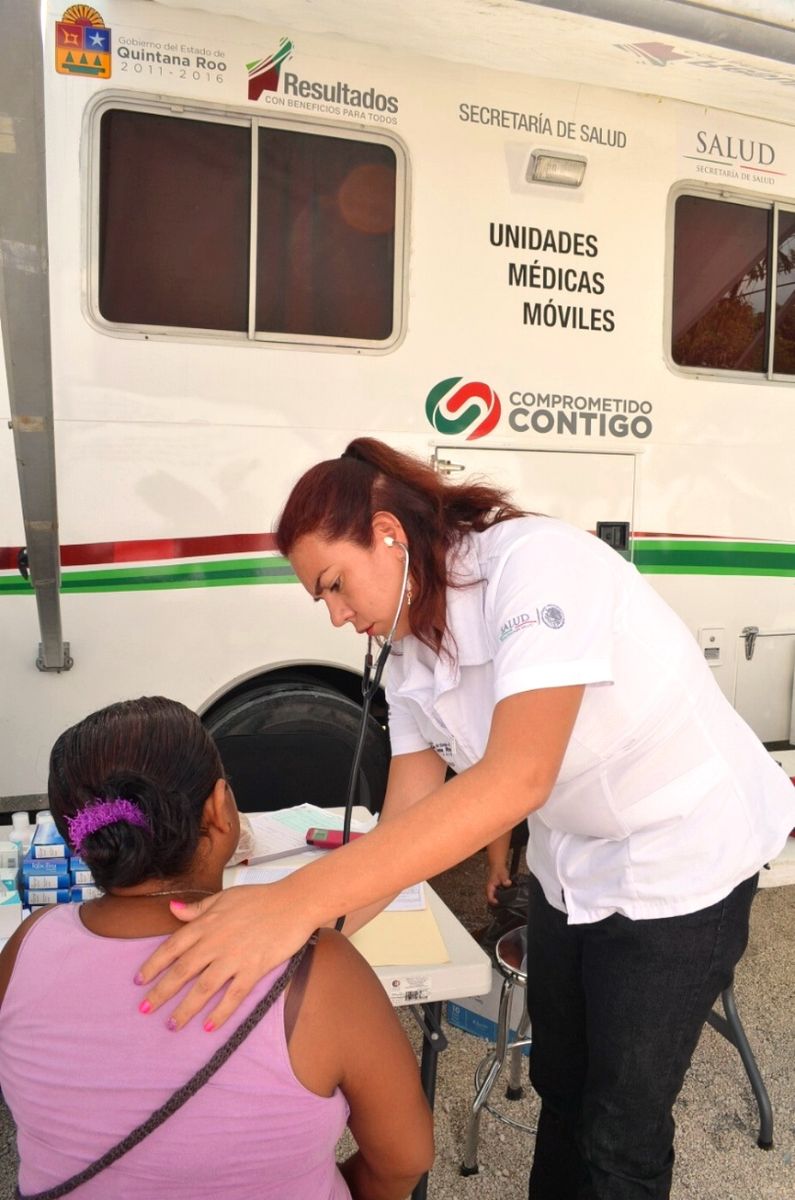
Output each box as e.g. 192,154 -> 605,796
741,626 -> 759,661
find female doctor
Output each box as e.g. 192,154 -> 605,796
138,438 -> 795,1200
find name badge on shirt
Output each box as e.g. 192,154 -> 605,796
431,738 -> 457,766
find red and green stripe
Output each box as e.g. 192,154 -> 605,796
0,557 -> 295,596
1,533 -> 794,596
0,534 -> 296,596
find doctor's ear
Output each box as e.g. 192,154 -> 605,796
371,511 -> 407,547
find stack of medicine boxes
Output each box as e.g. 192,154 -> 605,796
21,812 -> 102,908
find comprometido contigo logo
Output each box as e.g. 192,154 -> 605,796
425,378 -> 502,442
247,37 -> 294,101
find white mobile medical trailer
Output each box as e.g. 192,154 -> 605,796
2,0 -> 794,808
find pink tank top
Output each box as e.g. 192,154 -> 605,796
0,905 -> 351,1199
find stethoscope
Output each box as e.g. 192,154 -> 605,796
335,536 -> 410,930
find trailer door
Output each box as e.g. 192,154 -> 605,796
734,631 -> 795,745
432,447 -> 636,552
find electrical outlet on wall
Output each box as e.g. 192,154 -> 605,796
698,627 -> 725,668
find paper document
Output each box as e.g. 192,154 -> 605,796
385,883 -> 425,912
232,864 -> 426,915
233,860 -> 318,885
245,805 -> 376,863
230,862 -> 446,966
350,905 -> 449,967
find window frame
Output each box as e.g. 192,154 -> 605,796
665,183 -> 795,385
83,91 -> 409,353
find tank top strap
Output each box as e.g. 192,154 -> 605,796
283,931 -> 319,1043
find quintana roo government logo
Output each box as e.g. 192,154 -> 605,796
425,378 -> 501,442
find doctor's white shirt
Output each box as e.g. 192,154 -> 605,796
385,518 -> 794,923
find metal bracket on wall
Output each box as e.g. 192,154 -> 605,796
742,626 -> 759,661
37,642 -> 73,673
433,456 -> 466,477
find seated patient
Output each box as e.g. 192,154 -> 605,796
0,697 -> 433,1200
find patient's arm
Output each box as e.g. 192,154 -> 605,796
288,929 -> 434,1200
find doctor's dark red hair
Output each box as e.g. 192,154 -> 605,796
275,438 -> 524,654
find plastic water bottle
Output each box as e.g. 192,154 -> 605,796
9,811 -> 32,856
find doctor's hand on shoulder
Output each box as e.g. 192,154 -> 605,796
135,876 -> 319,1032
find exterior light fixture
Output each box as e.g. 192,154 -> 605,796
527,150 -> 587,187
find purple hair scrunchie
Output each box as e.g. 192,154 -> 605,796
66,798 -> 151,855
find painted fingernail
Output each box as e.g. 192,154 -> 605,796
139,1000 -> 152,1015
203,1019 -> 215,1033
171,900 -> 186,910
166,1017 -> 178,1032
133,972 -> 145,985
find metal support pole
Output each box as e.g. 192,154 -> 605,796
411,1002 -> 446,1200
0,0 -> 70,671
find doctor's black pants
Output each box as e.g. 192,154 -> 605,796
524,871 -> 758,1200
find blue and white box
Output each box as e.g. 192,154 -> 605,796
23,857 -> 70,875
446,968 -> 529,1054
22,869 -> 71,890
23,888 -> 72,906
71,885 -> 103,901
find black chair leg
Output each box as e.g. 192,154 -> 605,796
706,983 -> 773,1149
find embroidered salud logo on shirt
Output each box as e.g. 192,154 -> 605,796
541,604 -> 565,629
499,611 -> 539,641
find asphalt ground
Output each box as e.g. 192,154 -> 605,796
1,851 -> 793,1199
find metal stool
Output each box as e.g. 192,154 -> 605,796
461,924 -> 533,1176
707,980 -> 773,1149
459,932 -> 774,1176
